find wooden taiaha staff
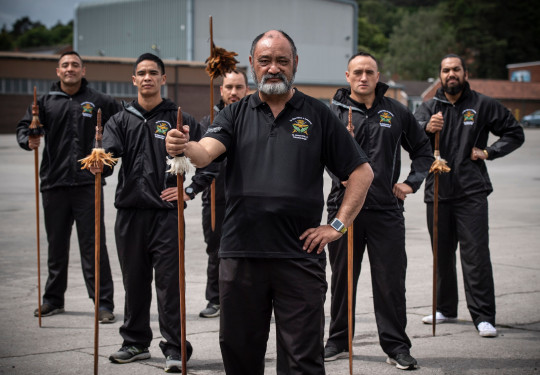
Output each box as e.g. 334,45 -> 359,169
79,109 -> 118,375
28,86 -> 44,327
166,107 -> 191,374
429,131 -> 450,336
205,15 -> 239,231
346,107 -> 354,374
209,16 -> 216,231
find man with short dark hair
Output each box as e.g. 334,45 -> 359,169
324,52 -> 432,370
415,54 -> 524,338
184,70 -> 249,319
100,53 -> 201,372
16,51 -> 120,323
166,30 -> 373,375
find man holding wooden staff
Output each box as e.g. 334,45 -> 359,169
415,54 -> 524,338
16,51 -> 119,323
184,70 -> 249,319
97,53 -> 201,372
166,30 -> 373,375
324,52 -> 432,370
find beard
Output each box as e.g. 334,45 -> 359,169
442,78 -> 465,95
251,71 -> 294,95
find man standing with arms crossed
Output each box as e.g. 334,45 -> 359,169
324,52 -> 433,370
16,51 -> 119,323
166,30 -> 373,375
415,54 -> 524,338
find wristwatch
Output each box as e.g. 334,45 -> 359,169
185,186 -> 196,200
483,149 -> 489,158
330,218 -> 347,234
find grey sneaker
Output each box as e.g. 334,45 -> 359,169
386,353 -> 418,370
324,346 -> 349,362
164,355 -> 182,373
199,303 -> 220,318
34,303 -> 64,317
98,309 -> 116,324
109,346 -> 150,364
164,346 -> 193,373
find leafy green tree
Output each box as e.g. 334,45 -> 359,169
16,25 -> 53,48
382,4 -> 457,80
50,21 -> 73,45
0,26 -> 14,50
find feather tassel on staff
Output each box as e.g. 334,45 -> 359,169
79,109 -> 118,375
166,107 -> 191,374
28,86 -> 44,327
429,132 -> 450,336
346,107 -> 354,375
205,15 -> 239,231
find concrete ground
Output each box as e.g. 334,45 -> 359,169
0,129 -> 539,375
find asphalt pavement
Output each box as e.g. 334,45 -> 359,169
0,130 -> 539,375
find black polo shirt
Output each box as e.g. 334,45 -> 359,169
204,89 -> 368,259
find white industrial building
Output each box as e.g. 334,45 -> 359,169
74,0 -> 358,86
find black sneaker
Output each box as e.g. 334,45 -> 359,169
324,346 -> 349,362
199,303 -> 220,318
98,309 -> 116,324
34,303 -> 64,317
386,353 -> 418,370
109,346 -> 150,364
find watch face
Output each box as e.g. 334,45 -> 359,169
331,219 -> 344,231
186,187 -> 193,194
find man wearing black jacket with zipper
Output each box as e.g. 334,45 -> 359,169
100,53 -> 201,373
324,52 -> 433,370
16,51 -> 120,323
415,54 -> 524,338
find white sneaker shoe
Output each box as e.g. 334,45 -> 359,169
422,311 -> 456,324
477,322 -> 497,337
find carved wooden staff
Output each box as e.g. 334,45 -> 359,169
346,107 -> 354,374
205,15 -> 239,230
28,86 -> 44,327
429,131 -> 450,336
166,107 -> 191,373
79,109 -> 118,375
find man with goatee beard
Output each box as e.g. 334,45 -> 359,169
415,54 -> 524,338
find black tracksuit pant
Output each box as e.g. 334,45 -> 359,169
201,203 -> 225,305
42,185 -> 114,311
426,192 -> 495,327
115,208 -> 192,357
219,257 -> 327,375
326,209 -> 411,356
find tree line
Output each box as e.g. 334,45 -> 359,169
0,17 -> 72,51
356,0 -> 540,80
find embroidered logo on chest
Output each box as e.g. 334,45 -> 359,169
378,110 -> 394,128
81,102 -> 95,118
154,120 -> 172,139
462,109 -> 476,126
290,117 -> 312,141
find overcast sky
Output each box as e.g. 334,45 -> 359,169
0,0 -> 105,29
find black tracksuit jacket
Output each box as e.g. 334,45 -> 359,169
16,79 -> 121,191
102,98 -> 201,209
414,82 -> 525,203
327,83 -> 433,215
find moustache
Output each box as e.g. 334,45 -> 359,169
261,73 -> 287,84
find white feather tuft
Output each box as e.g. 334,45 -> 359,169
166,156 -> 192,175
